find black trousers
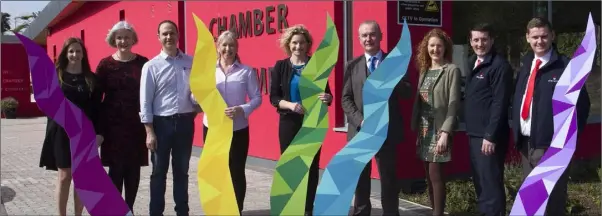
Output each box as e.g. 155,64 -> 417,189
202,125 -> 250,213
519,137 -> 569,216
353,140 -> 400,216
108,164 -> 141,212
468,136 -> 507,216
278,113 -> 321,214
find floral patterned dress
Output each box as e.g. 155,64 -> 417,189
417,68 -> 451,163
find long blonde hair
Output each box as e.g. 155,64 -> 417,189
216,30 -> 241,63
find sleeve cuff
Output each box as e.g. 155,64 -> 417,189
484,133 -> 495,143
240,104 -> 252,118
190,93 -> 198,105
139,113 -> 153,123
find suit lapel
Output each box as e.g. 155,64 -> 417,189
417,64 -> 447,92
434,64 -> 447,85
358,56 -> 367,87
417,70 -> 427,90
362,51 -> 389,80
283,60 -> 293,92
356,51 -> 389,105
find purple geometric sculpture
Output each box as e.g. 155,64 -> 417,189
510,13 -> 597,216
14,33 -> 131,216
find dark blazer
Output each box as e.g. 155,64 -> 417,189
511,47 -> 590,149
269,56 -> 332,115
464,51 -> 514,144
341,52 -> 412,143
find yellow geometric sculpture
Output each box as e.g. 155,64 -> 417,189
190,13 -> 239,215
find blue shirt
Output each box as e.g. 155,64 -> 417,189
139,49 -> 197,123
289,64 -> 305,103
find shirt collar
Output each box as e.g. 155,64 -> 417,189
216,59 -> 241,70
476,56 -> 485,62
159,49 -> 184,60
534,48 -> 552,65
364,50 -> 383,62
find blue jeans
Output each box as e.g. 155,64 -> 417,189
149,113 -> 195,216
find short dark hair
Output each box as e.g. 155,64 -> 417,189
526,17 -> 553,32
469,22 -> 495,39
157,20 -> 178,34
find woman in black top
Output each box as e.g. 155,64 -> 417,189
39,37 -> 103,216
269,24 -> 332,216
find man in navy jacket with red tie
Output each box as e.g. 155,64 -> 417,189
511,17 -> 590,216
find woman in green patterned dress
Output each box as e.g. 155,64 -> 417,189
411,28 -> 462,216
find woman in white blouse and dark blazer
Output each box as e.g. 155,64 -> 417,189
201,30 -> 262,213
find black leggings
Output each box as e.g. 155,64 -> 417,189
278,113 -> 321,214
108,164 -> 141,212
202,125 -> 250,213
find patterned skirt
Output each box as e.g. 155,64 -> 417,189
416,116 -> 452,163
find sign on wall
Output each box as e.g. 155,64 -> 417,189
397,1 -> 442,27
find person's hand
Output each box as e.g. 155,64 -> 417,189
289,102 -> 304,114
95,135 -> 104,148
318,93 -> 332,104
225,106 -> 243,119
482,139 -> 496,156
434,132 -> 449,156
146,132 -> 157,152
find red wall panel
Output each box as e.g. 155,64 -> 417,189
1,43 -> 43,117
46,1 -> 180,70
384,1 -> 455,179
185,1 -> 348,166
42,1 -> 600,181
347,1 -> 456,179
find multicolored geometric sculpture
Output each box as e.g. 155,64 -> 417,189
313,19 -> 412,215
190,13 -> 239,215
270,13 -> 340,216
15,34 -> 131,215
510,13 -> 597,216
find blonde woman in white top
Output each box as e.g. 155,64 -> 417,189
201,30 -> 262,213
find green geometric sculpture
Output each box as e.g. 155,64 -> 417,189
269,13 -> 340,216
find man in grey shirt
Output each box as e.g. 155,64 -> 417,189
139,20 -> 197,216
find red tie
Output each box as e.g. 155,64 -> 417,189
521,59 -> 543,120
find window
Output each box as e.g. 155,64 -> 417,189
52,45 -> 57,63
119,10 -> 125,21
80,30 -> 85,43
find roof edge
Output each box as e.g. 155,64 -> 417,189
22,1 -> 73,40
1,35 -> 21,44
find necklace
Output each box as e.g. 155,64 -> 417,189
293,64 -> 305,75
114,53 -> 135,62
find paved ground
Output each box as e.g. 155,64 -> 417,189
1,117 -> 432,215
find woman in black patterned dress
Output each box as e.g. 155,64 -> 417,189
39,37 -> 103,216
95,21 -> 149,211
